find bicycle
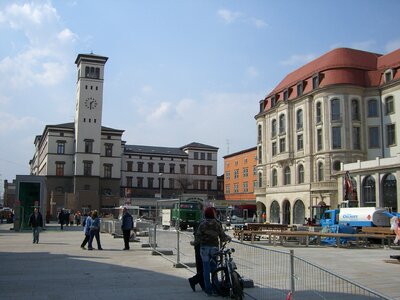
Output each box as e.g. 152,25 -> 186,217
211,241 -> 244,299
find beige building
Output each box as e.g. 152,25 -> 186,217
255,48 -> 400,225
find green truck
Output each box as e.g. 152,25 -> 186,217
170,201 -> 203,230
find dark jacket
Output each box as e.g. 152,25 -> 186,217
121,212 -> 134,230
29,212 -> 43,228
195,218 -> 230,247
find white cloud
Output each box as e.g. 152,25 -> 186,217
251,17 -> 267,28
280,53 -> 316,66
385,39 -> 400,53
217,9 -> 242,24
0,112 -> 38,133
57,28 -> 77,43
147,101 -> 171,121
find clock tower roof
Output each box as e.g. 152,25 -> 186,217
75,53 -> 108,65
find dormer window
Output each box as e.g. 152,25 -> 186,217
312,73 -> 320,89
259,99 -> 266,112
297,81 -> 303,97
384,69 -> 394,83
283,89 -> 289,101
271,96 -> 276,107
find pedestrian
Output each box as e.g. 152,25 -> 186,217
81,211 -> 92,249
121,207 -> 134,250
28,207 -> 44,244
88,210 -> 103,250
195,207 -> 231,296
58,209 -> 65,230
65,210 -> 70,226
188,224 -> 205,292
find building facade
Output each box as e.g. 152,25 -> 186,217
223,147 -> 257,202
255,47 -> 400,225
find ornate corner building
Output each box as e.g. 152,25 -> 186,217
254,48 -> 400,225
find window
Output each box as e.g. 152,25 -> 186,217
85,66 -> 100,79
169,178 -> 175,189
312,74 -> 319,89
271,119 -> 277,138
284,166 -> 291,185
105,143 -> 113,157
351,99 -> 360,121
126,176 -> 132,187
332,161 -> 341,171
385,96 -> 394,115
127,161 -> 132,172
332,127 -> 341,149
271,96 -> 276,107
331,98 -> 341,121
243,182 -> 248,192
258,147 -> 262,164
200,152 -> 205,160
298,164 -> 304,184
316,102 -> 322,123
317,162 -> 324,181
283,89 -> 289,101
148,163 -> 154,173
367,99 -> 378,117
180,164 -> 185,174
387,124 -> 396,146
296,109 -> 303,130
83,161 -> 92,176
226,171 -> 230,180
279,114 -> 286,134
84,139 -> 93,153
207,166 -> 212,175
207,153 -> 212,160
353,127 -> 361,150
137,177 -> 143,188
243,167 -> 248,178
368,126 -> 380,148
56,162 -> 64,176
384,69 -> 393,83
148,177 -> 154,188
317,129 -> 323,151
234,169 -> 239,179
137,162 -> 143,172
297,134 -> 303,151
234,183 -> 239,193
279,138 -> 286,152
272,169 -> 277,186
194,152 -> 199,159
200,165 -> 206,175
194,165 -> 199,175
363,176 -> 376,207
258,172 -> 263,188
57,141 -> 65,154
159,163 -> 164,173
104,164 -> 112,178
258,124 -> 262,143
272,142 -> 277,156
169,164 -> 175,174
297,82 -> 303,96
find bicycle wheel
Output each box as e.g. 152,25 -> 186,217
231,271 -> 244,300
212,267 -> 230,297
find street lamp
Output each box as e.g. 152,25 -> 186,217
159,173 -> 163,199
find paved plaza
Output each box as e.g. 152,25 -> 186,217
0,222 -> 399,300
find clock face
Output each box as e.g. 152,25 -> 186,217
84,97 -> 98,110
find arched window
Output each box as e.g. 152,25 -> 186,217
363,175 -> 376,207
317,162 -> 324,181
284,166 -> 291,185
293,200 -> 305,224
351,99 -> 360,120
298,164 -> 304,184
270,201 -> 280,223
271,119 -> 277,138
272,169 -> 278,186
279,114 -> 286,134
316,102 -> 322,123
296,109 -> 303,130
382,173 -> 397,211
367,99 -> 378,117
331,98 -> 340,121
385,96 -> 394,115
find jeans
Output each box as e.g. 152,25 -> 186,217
200,246 -> 218,294
32,227 -> 40,243
88,228 -> 102,249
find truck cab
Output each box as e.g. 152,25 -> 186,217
320,209 -> 339,227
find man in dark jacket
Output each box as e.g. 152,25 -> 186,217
28,208 -> 44,244
121,207 -> 134,250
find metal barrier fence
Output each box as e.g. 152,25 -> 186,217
148,224 -> 390,300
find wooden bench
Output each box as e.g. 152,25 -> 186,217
361,227 -> 394,235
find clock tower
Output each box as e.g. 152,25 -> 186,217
74,53 -> 108,191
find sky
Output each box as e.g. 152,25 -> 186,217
1,0 -> 400,191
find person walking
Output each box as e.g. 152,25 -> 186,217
195,207 -> 231,296
28,208 -> 44,244
88,210 -> 103,250
80,211 -> 92,249
58,209 -> 65,230
121,207 -> 134,250
188,225 -> 205,292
